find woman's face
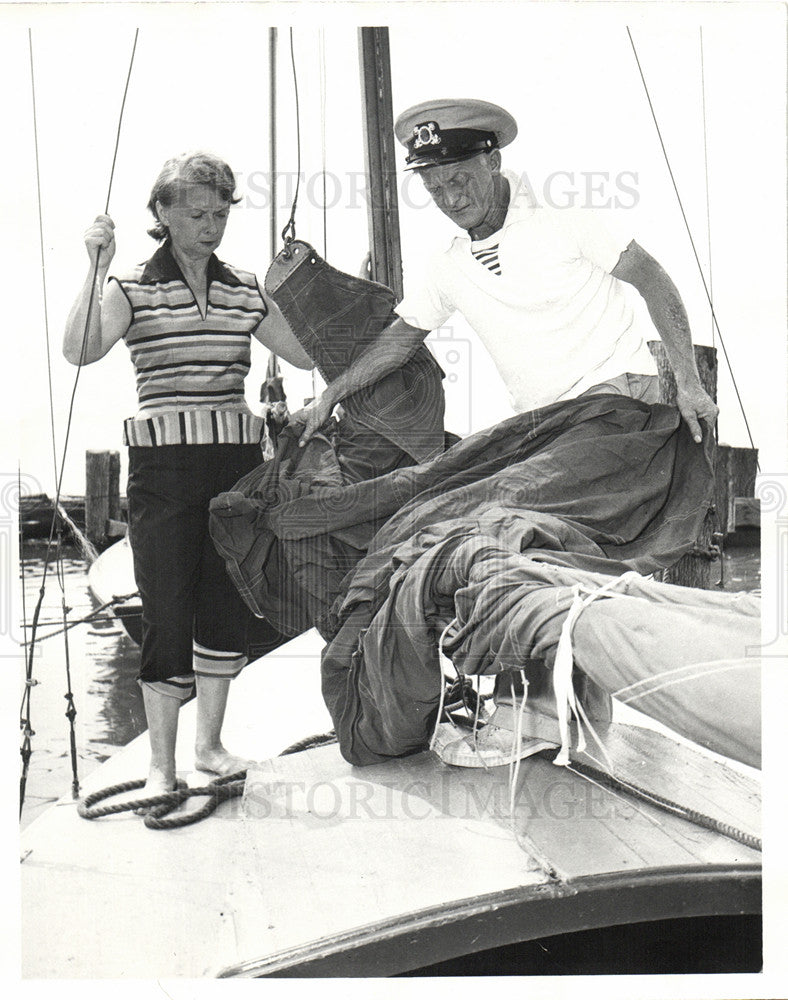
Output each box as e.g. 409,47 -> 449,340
157,183 -> 231,264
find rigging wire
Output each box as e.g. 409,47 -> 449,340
19,467 -> 35,818
280,27 -> 302,246
264,27 -> 282,407
29,31 -> 60,493
699,27 -> 715,349
20,28 -> 140,813
60,578 -> 80,799
626,26 -> 758,462
269,26 -> 278,263
315,27 -> 330,402
318,27 -> 328,259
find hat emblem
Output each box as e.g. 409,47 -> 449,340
412,121 -> 441,149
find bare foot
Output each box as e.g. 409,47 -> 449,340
134,763 -> 178,816
194,744 -> 252,777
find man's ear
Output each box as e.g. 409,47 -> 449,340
489,149 -> 503,174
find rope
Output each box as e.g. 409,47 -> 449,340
280,28 -> 301,250
21,28 -> 140,815
318,27 -> 328,259
77,715 -> 760,849
626,26 -> 758,463
430,618 -> 458,750
542,574 -> 760,850
279,730 -> 337,756
268,26 -> 278,263
20,31 -> 55,817
19,468 -> 36,819
699,27 -> 714,349
78,774 -> 244,830
28,31 -> 59,492
33,593 -> 139,643
60,590 -> 79,799
78,731 -> 340,829
567,757 -> 761,853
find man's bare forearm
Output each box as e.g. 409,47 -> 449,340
641,275 -> 701,390
612,243 -> 701,389
322,316 -> 429,407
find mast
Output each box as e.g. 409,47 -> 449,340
358,27 -> 403,300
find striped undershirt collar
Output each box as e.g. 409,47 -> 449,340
471,242 -> 502,276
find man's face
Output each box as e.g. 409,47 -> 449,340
417,153 -> 498,231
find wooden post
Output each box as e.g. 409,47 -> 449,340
649,342 -> 718,405
85,450 -> 120,548
715,445 -> 759,538
358,27 -> 403,300
648,342 -> 718,588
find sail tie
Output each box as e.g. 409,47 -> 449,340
430,616 -> 460,750
552,572 -> 640,767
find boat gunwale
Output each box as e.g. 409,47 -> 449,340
216,862 -> 761,978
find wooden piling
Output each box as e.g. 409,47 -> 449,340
85,450 -> 121,548
648,342 -> 718,589
715,445 -> 759,538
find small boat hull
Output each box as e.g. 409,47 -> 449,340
87,536 -> 142,644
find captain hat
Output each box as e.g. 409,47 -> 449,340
394,98 -> 518,170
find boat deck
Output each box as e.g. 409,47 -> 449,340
20,635 -> 761,979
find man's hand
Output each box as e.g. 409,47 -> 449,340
289,392 -> 334,447
676,382 -> 719,443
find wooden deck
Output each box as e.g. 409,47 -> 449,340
20,638 -> 761,979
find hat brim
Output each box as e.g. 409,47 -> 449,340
395,98 -> 518,151
404,148 -> 498,172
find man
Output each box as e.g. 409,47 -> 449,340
293,98 -> 718,445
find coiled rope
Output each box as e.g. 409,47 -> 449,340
78,731 -> 339,830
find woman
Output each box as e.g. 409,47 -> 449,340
63,151 -> 313,801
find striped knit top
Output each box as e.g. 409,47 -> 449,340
111,243 -> 267,446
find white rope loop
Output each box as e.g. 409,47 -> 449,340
552,572 -> 640,767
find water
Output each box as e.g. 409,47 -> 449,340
18,538 -> 761,829
19,541 -> 145,828
719,538 -> 761,594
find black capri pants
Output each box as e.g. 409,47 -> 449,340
127,443 -> 262,689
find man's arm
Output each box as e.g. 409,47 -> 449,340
290,316 -> 429,446
611,241 -> 719,442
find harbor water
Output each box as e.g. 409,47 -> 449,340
19,541 -> 145,828
18,537 -> 761,829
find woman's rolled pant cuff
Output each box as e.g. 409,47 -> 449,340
138,676 -> 195,701
192,640 -> 247,680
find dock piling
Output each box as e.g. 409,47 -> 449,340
649,342 -> 718,589
85,450 -> 121,549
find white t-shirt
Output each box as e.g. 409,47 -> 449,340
395,169 -> 658,411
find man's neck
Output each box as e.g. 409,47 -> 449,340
468,174 -> 510,241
